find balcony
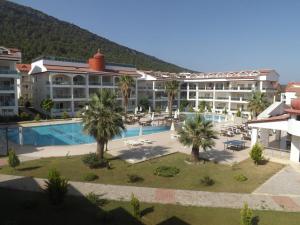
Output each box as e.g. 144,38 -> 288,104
52,108 -> 72,113
0,100 -> 15,106
73,81 -> 86,86
199,96 -> 213,99
102,82 -> 114,86
216,97 -> 229,100
0,70 -> 18,75
52,81 -> 71,85
73,93 -> 86,99
53,94 -> 71,99
240,87 -> 252,90
0,85 -> 14,91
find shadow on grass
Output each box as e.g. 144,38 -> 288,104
156,216 -> 190,225
17,166 -> 42,171
141,206 -> 154,217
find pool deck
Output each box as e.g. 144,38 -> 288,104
10,130 -> 251,164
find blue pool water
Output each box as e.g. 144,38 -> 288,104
183,113 -> 225,122
8,123 -> 170,147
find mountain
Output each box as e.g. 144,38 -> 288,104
0,1 -> 191,72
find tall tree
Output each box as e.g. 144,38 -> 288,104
40,98 -> 54,119
165,80 -> 179,117
248,91 -> 269,118
178,114 -> 218,162
118,75 -> 135,117
82,90 -> 125,159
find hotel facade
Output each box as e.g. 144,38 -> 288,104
29,50 -> 280,117
0,46 -> 21,116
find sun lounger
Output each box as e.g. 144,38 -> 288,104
138,139 -> 153,144
124,140 -> 143,146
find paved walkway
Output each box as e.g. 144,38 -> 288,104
1,174 -> 300,212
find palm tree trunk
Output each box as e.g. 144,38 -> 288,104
124,96 -> 128,117
191,145 -> 200,162
168,95 -> 173,117
96,140 -> 105,159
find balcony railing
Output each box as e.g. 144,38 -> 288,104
52,81 -> 71,85
52,108 -> 72,113
89,81 -> 101,85
102,82 -> 114,86
53,94 -> 71,99
240,87 -> 252,90
199,96 -> 213,99
216,97 -> 228,100
73,81 -> 86,85
0,101 -> 15,106
0,85 -> 14,90
231,97 -> 240,101
74,94 -> 86,98
0,70 -> 18,74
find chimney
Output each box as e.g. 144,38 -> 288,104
88,49 -> 105,71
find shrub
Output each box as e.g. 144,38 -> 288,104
236,109 -> 242,117
44,169 -> 68,205
234,174 -> 248,182
250,143 -> 264,165
154,166 -> 180,177
127,174 -> 144,183
83,173 -> 99,181
62,111 -> 69,119
200,176 -> 215,186
34,114 -> 41,121
82,153 -> 108,169
130,193 -> 140,218
19,112 -> 30,121
240,203 -> 253,225
86,192 -> 108,206
8,149 -> 20,168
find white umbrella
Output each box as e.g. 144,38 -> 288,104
165,106 -> 169,113
177,108 -> 180,115
174,111 -> 178,119
151,112 -> 155,120
139,106 -> 142,112
139,126 -> 143,136
148,106 -> 151,114
170,121 -> 175,131
134,107 -> 138,115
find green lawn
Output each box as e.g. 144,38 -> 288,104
0,153 -> 284,193
0,188 -> 299,225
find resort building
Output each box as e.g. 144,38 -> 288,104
281,82 -> 300,105
29,50 -> 139,117
248,98 -> 300,163
16,64 -> 32,102
0,46 -> 21,116
138,69 -> 280,117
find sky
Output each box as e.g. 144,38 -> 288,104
11,0 -> 300,83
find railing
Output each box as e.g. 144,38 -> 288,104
102,82 -> 114,86
53,95 -> 71,99
231,97 -> 240,101
89,81 -> 101,85
73,94 -> 86,98
240,87 -> 252,90
0,70 -> 18,74
52,81 -> 71,85
0,85 -> 14,90
199,96 -> 213,99
52,108 -> 72,113
0,101 -> 15,106
216,97 -> 228,100
73,82 -> 86,85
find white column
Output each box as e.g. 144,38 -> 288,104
290,135 -> 300,163
85,75 -> 89,99
135,79 -> 138,108
260,128 -> 269,147
152,81 -> 156,109
49,75 -> 53,99
280,131 -> 287,149
259,81 -> 263,91
212,83 -> 216,112
251,128 -> 258,147
195,83 -> 199,109
71,75 -> 74,116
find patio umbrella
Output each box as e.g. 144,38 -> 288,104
139,126 -> 143,136
139,106 -> 142,112
174,111 -> 178,119
165,106 -> 169,113
148,106 -> 151,114
170,121 -> 175,131
134,107 -> 138,115
177,108 -> 180,115
151,112 -> 155,120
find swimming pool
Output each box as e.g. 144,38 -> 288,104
183,113 -> 225,122
8,123 -> 170,146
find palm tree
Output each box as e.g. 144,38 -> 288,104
118,75 -> 134,117
82,89 -> 125,159
248,91 -> 269,118
165,80 -> 179,117
178,114 -> 218,162
198,100 -> 207,113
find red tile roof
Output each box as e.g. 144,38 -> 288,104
17,64 -> 31,73
285,82 -> 300,93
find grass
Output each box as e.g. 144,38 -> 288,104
0,187 -> 299,225
0,153 -> 284,193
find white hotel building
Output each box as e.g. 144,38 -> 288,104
138,69 -> 279,117
30,51 -> 139,117
0,46 -> 21,116
29,50 -> 279,117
